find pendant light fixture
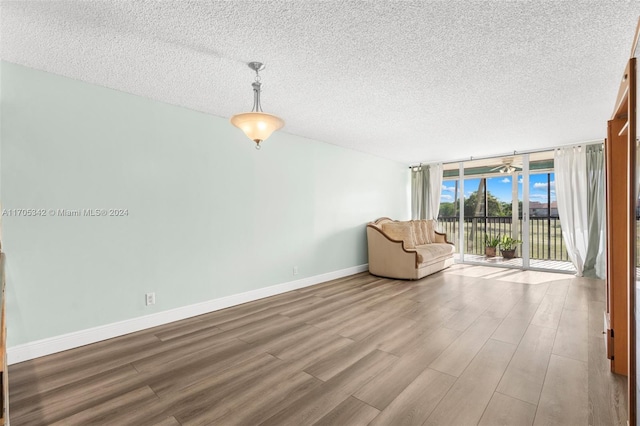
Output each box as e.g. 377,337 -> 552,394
230,62 -> 285,149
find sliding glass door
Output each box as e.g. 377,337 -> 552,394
439,178 -> 461,253
439,152 -> 572,273
523,171 -> 573,271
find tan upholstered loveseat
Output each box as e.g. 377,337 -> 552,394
366,218 -> 455,280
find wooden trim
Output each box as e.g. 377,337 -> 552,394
612,62 -> 631,120
606,53 -> 638,426
627,56 -> 637,426
606,117 -> 629,376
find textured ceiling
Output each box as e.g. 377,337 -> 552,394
1,1 -> 639,164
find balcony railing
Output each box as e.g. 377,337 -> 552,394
438,216 -> 570,261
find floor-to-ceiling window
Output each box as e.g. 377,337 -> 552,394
463,176 -> 486,256
524,171 -> 572,270
439,178 -> 461,252
439,152 -> 574,273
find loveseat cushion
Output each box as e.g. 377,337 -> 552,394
381,221 -> 416,249
414,243 -> 455,265
411,220 -> 427,245
420,220 -> 436,244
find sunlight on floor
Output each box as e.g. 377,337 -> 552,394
453,253 -> 576,273
446,262 -> 579,285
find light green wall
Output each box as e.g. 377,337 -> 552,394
0,62 -> 409,347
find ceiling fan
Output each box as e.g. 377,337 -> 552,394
490,158 -> 523,174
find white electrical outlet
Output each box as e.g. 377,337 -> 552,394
293,266 -> 299,275
145,292 -> 156,306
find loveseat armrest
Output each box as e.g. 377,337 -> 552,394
366,225 -> 419,279
434,231 -> 454,245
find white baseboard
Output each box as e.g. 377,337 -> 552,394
8,264 -> 369,364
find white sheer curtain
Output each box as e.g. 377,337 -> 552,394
426,163 -> 443,221
411,163 -> 443,221
555,146 -> 589,276
411,166 -> 426,219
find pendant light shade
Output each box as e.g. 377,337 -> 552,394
230,112 -> 284,145
230,62 -> 285,149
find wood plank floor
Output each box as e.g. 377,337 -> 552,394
9,264 -> 627,425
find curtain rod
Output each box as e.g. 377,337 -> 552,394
408,139 -> 604,169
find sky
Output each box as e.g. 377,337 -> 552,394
441,173 -> 556,204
